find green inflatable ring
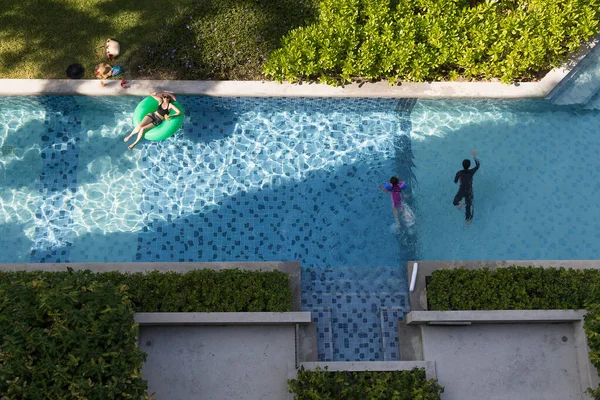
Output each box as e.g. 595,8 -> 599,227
132,96 -> 184,141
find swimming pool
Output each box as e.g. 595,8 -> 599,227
0,95 -> 598,361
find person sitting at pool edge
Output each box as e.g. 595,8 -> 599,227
453,150 -> 480,227
124,92 -> 181,150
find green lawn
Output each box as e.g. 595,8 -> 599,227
0,0 -> 318,79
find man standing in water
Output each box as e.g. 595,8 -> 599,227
453,150 -> 480,226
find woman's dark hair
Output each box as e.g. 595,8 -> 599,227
462,159 -> 471,170
390,176 -> 400,185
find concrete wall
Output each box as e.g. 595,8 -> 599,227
140,325 -> 297,400
421,323 -> 586,400
405,309 -> 599,399
401,261 -> 600,399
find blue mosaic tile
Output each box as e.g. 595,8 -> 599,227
4,95 -> 597,363
30,97 -> 81,263
301,265 -> 409,361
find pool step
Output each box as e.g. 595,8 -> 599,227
380,306 -> 411,361
302,265 -> 409,362
311,307 -> 334,361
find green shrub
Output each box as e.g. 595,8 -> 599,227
288,366 -> 443,399
427,266 -> 600,311
0,271 -> 149,399
3,269 -> 292,313
264,0 -> 600,84
585,291 -> 600,399
0,268 -> 291,398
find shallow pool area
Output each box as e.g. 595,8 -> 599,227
0,96 -> 414,266
0,95 -> 598,361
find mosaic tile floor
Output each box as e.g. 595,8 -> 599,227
0,96 -> 599,361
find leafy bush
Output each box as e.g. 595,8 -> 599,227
288,366 -> 443,399
0,268 -> 291,398
427,266 -> 600,311
106,269 -> 292,312
264,0 -> 600,84
0,271 -> 149,399
4,269 -> 292,313
585,291 -> 600,399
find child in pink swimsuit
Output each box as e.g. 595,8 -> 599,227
379,176 -> 406,228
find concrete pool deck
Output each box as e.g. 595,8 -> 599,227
0,77 -> 566,98
421,323 -> 586,400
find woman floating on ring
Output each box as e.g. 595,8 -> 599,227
124,92 -> 182,150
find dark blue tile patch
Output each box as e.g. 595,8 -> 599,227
30,96 -> 81,263
134,97 -> 410,269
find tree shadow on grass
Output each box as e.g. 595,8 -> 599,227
0,0 -> 116,78
126,0 -> 320,80
0,0 -> 228,79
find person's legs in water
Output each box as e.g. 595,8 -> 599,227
464,191 -> 474,226
392,197 -> 402,228
125,114 -> 154,142
128,122 -> 155,150
392,205 -> 401,228
453,189 -> 465,211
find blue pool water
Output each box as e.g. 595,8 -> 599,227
0,96 -> 599,361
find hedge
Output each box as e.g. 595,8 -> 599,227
288,367 -> 443,399
263,0 -> 600,85
0,271 -> 149,399
585,290 -> 600,400
3,269 -> 292,313
427,266 -> 600,311
0,268 -> 292,399
426,266 -> 600,398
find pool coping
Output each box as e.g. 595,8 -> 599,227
135,311 -> 312,325
405,310 -> 587,325
0,78 -> 556,98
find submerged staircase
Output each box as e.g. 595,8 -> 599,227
547,41 -> 600,110
301,265 -> 411,361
